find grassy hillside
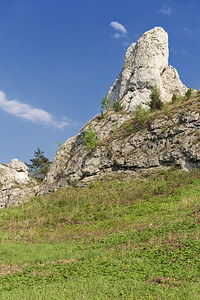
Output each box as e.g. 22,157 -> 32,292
0,167 -> 200,299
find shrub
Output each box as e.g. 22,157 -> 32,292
56,141 -> 62,149
123,120 -> 133,132
113,99 -> 123,112
135,105 -> 150,127
185,88 -> 192,100
149,85 -> 163,111
84,124 -> 98,150
101,95 -> 112,111
172,94 -> 178,103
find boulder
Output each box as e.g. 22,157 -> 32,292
0,159 -> 38,209
0,159 -> 30,186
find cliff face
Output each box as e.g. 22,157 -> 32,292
39,27 -> 199,195
39,92 -> 200,194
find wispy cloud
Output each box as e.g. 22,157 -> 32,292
112,33 -> 122,39
159,4 -> 172,15
110,21 -> 128,39
123,41 -> 130,47
110,21 -> 127,35
183,27 -> 192,34
0,91 -> 68,130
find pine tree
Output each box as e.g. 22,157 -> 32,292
25,148 -> 51,180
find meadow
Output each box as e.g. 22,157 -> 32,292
0,167 -> 200,299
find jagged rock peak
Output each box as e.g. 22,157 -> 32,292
107,26 -> 187,111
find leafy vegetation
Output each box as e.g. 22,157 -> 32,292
56,141 -> 62,149
172,93 -> 178,103
0,167 -> 200,299
101,94 -> 123,113
84,124 -> 98,150
101,94 -> 112,111
149,85 -> 164,111
25,148 -> 51,180
185,88 -> 193,101
135,104 -> 151,128
113,99 -> 123,112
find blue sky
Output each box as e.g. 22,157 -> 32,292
0,0 -> 199,163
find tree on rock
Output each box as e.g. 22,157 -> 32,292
25,148 -> 51,180
149,85 -> 163,111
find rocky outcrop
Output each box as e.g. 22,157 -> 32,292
38,26 -> 197,194
39,112 -> 131,193
107,27 -> 187,111
39,93 -> 200,194
0,159 -> 38,209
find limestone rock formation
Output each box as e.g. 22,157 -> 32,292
0,159 -> 38,209
39,27 -> 198,194
39,92 -> 200,194
107,27 -> 187,111
39,112 -> 131,193
0,159 -> 30,186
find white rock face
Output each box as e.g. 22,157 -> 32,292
0,159 -> 30,186
107,27 -> 187,111
0,159 -> 38,209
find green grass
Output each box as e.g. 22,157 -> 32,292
0,168 -> 200,299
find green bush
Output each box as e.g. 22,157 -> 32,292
101,95 -> 111,111
84,124 -> 98,150
113,99 -> 123,112
185,88 -> 192,100
135,105 -> 150,127
172,94 -> 178,103
149,85 -> 163,111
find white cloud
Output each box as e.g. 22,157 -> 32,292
110,21 -> 128,40
112,33 -> 122,39
110,21 -> 127,35
159,4 -> 172,15
0,91 -> 68,130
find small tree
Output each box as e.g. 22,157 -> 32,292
185,88 -> 192,100
84,124 -> 98,150
149,85 -> 163,111
135,105 -> 150,128
101,95 -> 111,111
25,148 -> 51,180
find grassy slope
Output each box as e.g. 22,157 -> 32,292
0,167 -> 200,299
